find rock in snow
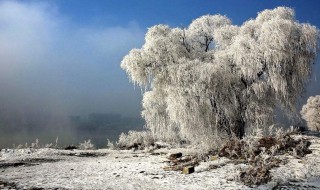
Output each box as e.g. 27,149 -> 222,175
182,166 -> 195,174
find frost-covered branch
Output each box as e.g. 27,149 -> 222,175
121,7 -> 319,148
301,95 -> 320,131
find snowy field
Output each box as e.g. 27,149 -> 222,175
1,135 -> 320,190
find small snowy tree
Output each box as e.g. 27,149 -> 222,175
301,95 -> 320,131
121,7 -> 319,147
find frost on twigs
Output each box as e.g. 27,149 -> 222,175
79,139 -> 95,150
106,139 -> 115,149
301,95 -> 320,131
117,130 -> 154,150
218,131 -> 312,186
121,7 -> 319,146
13,137 -> 59,149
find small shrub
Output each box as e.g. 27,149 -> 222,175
15,137 -> 60,149
45,143 -> 53,148
79,139 -> 95,150
31,139 -> 40,149
301,95 -> 320,131
16,144 -> 24,149
218,131 -> 311,186
239,162 -> 271,185
117,130 -> 154,150
106,139 -> 115,149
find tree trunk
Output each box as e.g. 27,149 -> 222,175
235,119 -> 245,139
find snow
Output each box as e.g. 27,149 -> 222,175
1,135 -> 320,189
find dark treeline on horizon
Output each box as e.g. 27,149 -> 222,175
0,112 -> 144,149
69,113 -> 144,147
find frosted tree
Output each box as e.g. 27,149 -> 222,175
301,95 -> 320,131
121,7 -> 319,147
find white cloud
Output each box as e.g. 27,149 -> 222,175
0,1 -> 57,72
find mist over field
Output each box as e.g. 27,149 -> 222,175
0,1 -> 145,148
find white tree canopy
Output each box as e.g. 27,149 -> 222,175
301,95 -> 320,131
121,7 -> 319,147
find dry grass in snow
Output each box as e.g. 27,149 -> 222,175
0,134 -> 319,190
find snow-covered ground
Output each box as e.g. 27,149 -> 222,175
0,135 -> 320,190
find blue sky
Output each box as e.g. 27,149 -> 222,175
0,0 -> 319,118
52,0 -> 320,27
